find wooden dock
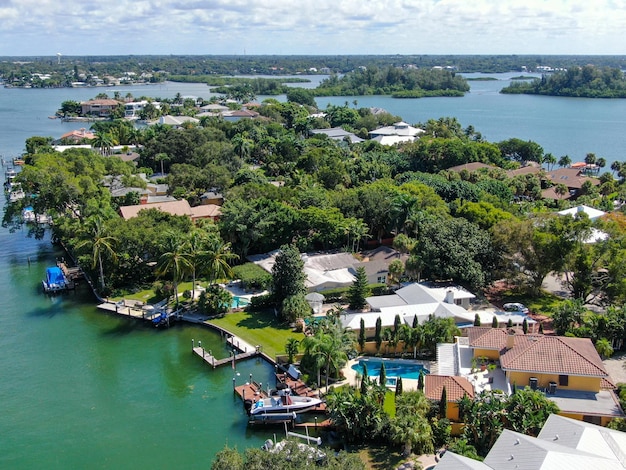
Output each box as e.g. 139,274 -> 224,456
234,381 -> 268,402
193,346 -> 260,368
58,262 -> 83,281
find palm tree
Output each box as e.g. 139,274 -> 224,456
390,391 -> 434,456
204,238 -> 238,285
76,217 -> 117,292
92,131 -> 116,156
554,183 -> 568,199
302,324 -> 351,393
543,153 -> 557,171
285,337 -> 300,364
595,337 -> 614,359
154,153 -> 170,176
232,134 -> 253,160
558,155 -> 572,168
156,231 -> 192,308
611,160 -> 622,176
184,230 -> 209,301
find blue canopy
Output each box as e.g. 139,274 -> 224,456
46,267 -> 65,285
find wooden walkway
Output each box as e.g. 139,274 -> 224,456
193,346 -> 260,368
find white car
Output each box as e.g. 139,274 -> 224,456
503,302 -> 529,314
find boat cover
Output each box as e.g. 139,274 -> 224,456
46,267 -> 65,285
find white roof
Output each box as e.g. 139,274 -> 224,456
558,205 -> 606,220
436,451 -> 493,469
371,135 -> 416,146
538,414 -> 626,466
484,429 -> 624,470
158,115 -> 200,126
369,121 -> 425,137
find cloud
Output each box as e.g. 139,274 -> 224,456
0,0 -> 624,55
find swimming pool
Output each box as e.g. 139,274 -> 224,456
231,296 -> 249,308
351,358 -> 429,380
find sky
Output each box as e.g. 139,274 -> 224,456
1,0 -> 626,56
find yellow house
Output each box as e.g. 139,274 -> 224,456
467,327 -> 623,426
424,375 -> 474,435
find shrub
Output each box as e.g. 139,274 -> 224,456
232,263 -> 272,291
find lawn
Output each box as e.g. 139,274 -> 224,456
209,309 -> 305,359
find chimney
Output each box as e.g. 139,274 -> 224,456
444,289 -> 455,304
506,330 -> 516,349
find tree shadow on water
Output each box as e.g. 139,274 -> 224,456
100,319 -> 145,337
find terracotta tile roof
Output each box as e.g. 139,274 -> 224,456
119,200 -> 192,219
189,204 -> 221,220
424,375 -> 474,401
506,166 -> 542,177
500,335 -> 608,378
601,377 -> 616,390
82,99 -> 121,106
467,327 -> 508,349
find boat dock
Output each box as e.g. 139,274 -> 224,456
192,336 -> 261,369
58,262 -> 83,281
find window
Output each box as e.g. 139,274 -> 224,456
377,275 -> 386,284
583,415 -> 601,425
558,375 -> 569,386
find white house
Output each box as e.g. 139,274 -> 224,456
340,282 -> 477,334
369,121 -> 425,144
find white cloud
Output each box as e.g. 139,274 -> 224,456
0,0 -> 625,55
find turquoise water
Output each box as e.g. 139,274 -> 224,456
351,358 -> 429,380
232,296 -> 249,308
0,202 -> 275,469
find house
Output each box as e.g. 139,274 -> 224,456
309,127 -> 364,144
341,282 -> 477,336
557,204 -> 606,221
447,162 -> 498,173
124,100 -> 160,118
424,374 -> 474,422
119,200 -> 221,223
57,128 -> 95,143
371,134 -> 415,146
80,99 -> 121,117
542,168 -> 600,199
438,413 -> 626,469
466,328 -> 623,425
157,115 -> 200,128
557,205 -> 609,243
248,248 -> 404,293
199,190 -> 224,206
369,121 -> 424,140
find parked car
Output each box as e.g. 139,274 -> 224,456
503,302 -> 529,314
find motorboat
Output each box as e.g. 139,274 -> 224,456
244,384 -> 323,416
42,266 -> 68,293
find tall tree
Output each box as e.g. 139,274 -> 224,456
76,216 -> 117,292
358,317 -> 366,352
374,317 -> 382,353
439,386 -> 448,419
348,266 -> 370,310
156,231 -> 192,308
272,244 -> 306,314
284,337 -> 300,364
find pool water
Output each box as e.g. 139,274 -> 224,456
351,358 -> 429,380
231,296 -> 249,308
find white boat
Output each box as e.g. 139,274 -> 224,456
245,385 -> 323,416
